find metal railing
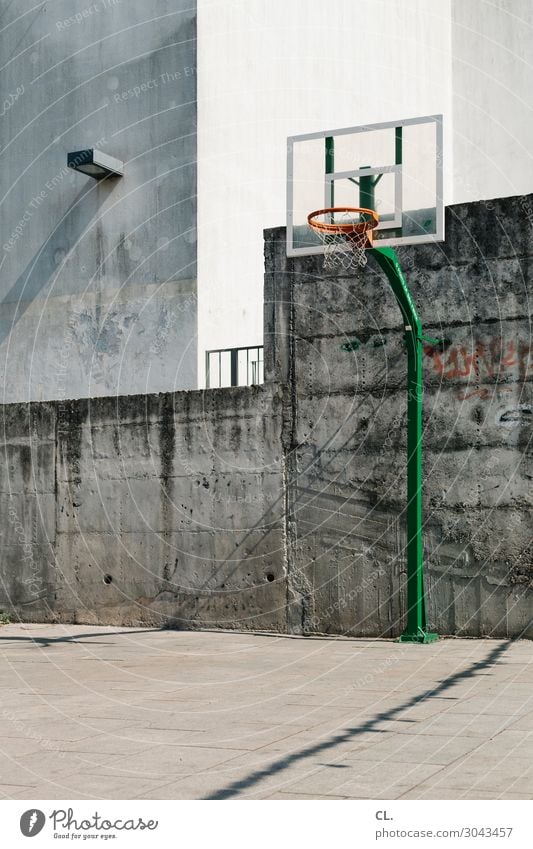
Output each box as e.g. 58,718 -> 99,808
205,346 -> 264,388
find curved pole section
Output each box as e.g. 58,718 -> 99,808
369,247 -> 438,643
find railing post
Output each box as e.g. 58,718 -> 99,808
230,348 -> 238,387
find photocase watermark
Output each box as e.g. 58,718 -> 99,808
2,137 -> 108,253
54,308 -> 85,409
20,809 -> 45,837
309,565 -> 387,628
380,409 -> 406,457
0,85 -> 24,118
56,0 -> 121,31
113,67 -> 196,104
19,807 -> 158,838
6,501 -> 48,601
3,207 -> 34,253
148,293 -> 196,358
354,643 -> 409,688
51,808 -> 158,834
212,491 -> 264,505
1,706 -> 67,758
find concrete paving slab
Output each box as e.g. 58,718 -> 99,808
50,735 -> 155,758
376,712 -> 522,737
413,755 -> 533,796
82,743 -> 252,781
97,722 -> 306,751
280,760 -> 444,799
267,791 -> 350,799
342,732 -> 483,766
139,756 -> 351,800
0,625 -> 532,799
400,785 -> 533,800
0,750 -> 116,787
446,695 -> 533,715
0,736 -> 61,759
473,730 -> 533,760
11,773 -> 175,800
2,716 -> 142,742
502,712 -> 533,732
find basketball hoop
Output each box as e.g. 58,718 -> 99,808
307,207 -> 379,270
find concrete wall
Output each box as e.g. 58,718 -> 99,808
0,387 -> 286,630
0,194 -> 531,638
0,1 -> 197,402
265,192 -> 533,638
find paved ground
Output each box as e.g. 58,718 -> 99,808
0,624 -> 532,800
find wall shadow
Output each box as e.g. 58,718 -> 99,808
0,181 -> 113,349
0,627 -> 164,647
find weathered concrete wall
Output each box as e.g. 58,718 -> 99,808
0,194 -> 531,638
265,193 -> 533,639
0,1 -> 197,401
0,387 -> 286,629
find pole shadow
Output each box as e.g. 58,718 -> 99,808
205,639 -> 513,799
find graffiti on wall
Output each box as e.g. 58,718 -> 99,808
424,337 -> 532,400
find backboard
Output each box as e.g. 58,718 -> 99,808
286,115 -> 443,257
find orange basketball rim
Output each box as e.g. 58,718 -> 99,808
307,206 -> 379,247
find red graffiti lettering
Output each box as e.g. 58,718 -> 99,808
427,337 -> 529,382
456,386 -> 513,401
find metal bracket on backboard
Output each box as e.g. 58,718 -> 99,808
325,165 -> 402,231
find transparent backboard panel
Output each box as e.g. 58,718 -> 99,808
287,115 -> 443,256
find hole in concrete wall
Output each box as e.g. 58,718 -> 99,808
266,573 -> 275,583
103,574 -> 113,585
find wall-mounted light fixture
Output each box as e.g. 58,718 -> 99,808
67,149 -> 123,180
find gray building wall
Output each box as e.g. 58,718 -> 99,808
0,195 -> 531,638
0,1 -> 197,402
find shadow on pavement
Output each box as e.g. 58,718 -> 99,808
206,639 -> 513,799
0,628 -> 164,647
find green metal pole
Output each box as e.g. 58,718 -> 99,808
325,137 -> 334,211
359,170 -> 375,210
369,246 -> 438,643
395,126 -> 403,167
358,168 -> 384,227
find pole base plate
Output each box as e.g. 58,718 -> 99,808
397,630 -> 439,644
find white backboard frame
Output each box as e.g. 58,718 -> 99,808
286,114 -> 444,258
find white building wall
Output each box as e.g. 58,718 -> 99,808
198,0 -> 533,380
197,0 -> 454,381
452,0 -> 533,203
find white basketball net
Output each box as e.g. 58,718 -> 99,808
309,210 -> 374,271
